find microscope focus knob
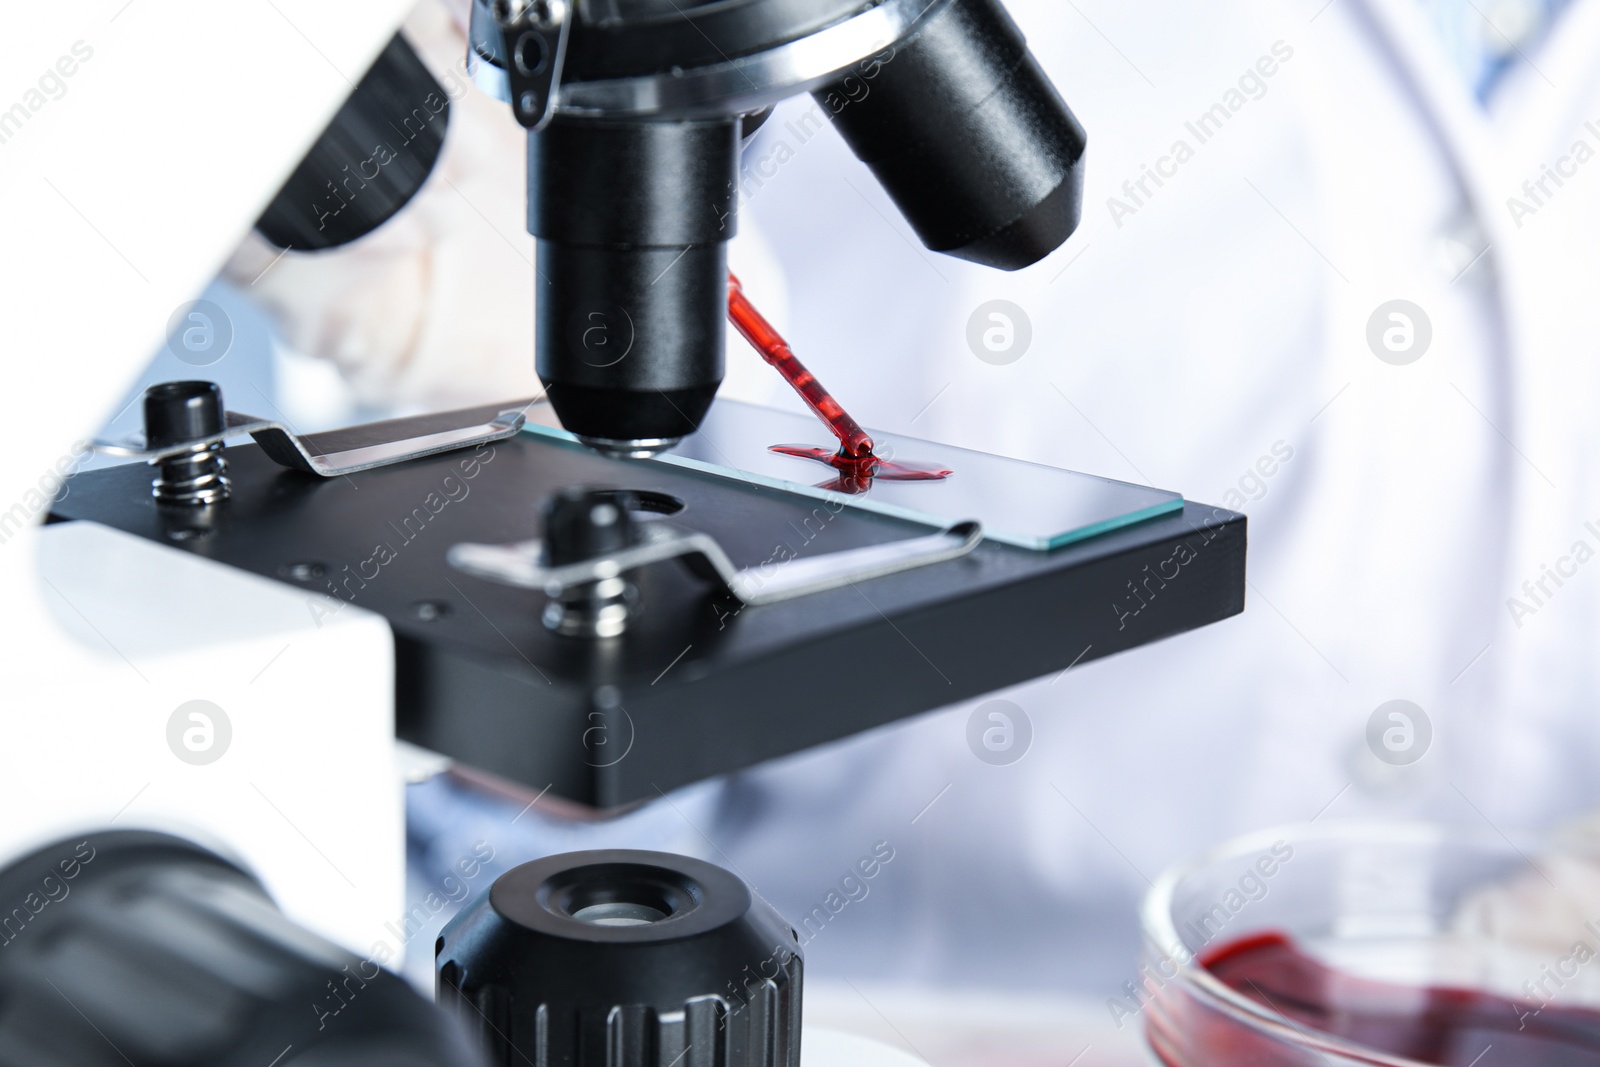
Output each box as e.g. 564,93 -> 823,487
437,850 -> 803,1067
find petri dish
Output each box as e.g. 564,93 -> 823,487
1142,822 -> 1600,1066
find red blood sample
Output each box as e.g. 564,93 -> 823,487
726,273 -> 953,492
1150,931 -> 1600,1066
768,444 -> 954,496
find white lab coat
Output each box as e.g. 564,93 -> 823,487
692,0 -> 1600,994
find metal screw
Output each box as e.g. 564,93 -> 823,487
412,600 -> 452,622
539,487 -> 641,637
530,0 -> 566,27
543,575 -> 635,638
143,381 -> 231,506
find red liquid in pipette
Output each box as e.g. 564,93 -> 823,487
726,272 -> 952,493
727,272 -> 874,457
1150,932 -> 1600,1066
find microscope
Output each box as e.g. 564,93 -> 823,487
13,1 -> 1246,1063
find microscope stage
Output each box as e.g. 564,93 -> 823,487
53,400 -> 1246,808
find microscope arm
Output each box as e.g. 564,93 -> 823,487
0,0 -> 418,949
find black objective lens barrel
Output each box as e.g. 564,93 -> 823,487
529,118 -> 740,447
0,831 -> 482,1067
817,0 -> 1086,271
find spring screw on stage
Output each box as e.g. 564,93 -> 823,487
540,487 -> 639,638
545,572 -> 633,638
143,381 -> 231,506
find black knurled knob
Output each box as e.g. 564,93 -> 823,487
437,850 -> 803,1067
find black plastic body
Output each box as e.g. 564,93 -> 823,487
0,831 -> 482,1067
542,487 -> 640,565
143,380 -> 225,447
256,33 -> 450,251
817,0 -> 1086,269
51,403 -> 1247,809
530,117 -> 739,443
438,850 -> 801,1067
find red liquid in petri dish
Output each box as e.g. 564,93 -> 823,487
1153,932 -> 1600,1066
726,272 -> 953,493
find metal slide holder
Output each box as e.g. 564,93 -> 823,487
448,486 -> 983,636
227,409 -> 527,477
94,381 -> 528,487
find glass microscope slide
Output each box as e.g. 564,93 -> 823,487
521,399 -> 1184,551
